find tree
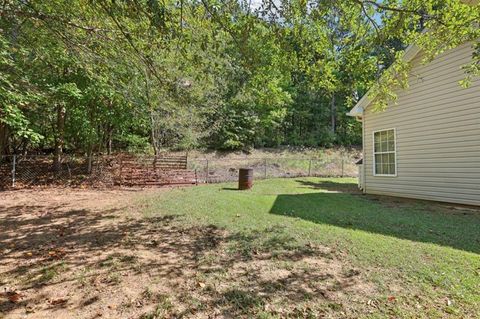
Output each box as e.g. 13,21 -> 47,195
0,0 -> 477,155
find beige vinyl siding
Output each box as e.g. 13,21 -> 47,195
363,42 -> 480,206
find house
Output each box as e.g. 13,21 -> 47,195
348,41 -> 480,206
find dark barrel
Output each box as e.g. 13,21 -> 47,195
238,168 -> 253,190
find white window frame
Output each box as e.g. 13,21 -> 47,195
372,128 -> 397,177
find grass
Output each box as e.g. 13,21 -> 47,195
140,295 -> 174,319
24,261 -> 68,286
138,177 -> 480,318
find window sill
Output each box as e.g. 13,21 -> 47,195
373,174 -> 397,177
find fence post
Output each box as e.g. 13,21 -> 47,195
308,159 -> 312,176
341,157 -> 344,177
205,159 -> 209,183
12,155 -> 16,188
264,158 -> 267,179
67,156 -> 72,178
119,156 -> 123,185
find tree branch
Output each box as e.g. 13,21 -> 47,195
352,0 -> 421,14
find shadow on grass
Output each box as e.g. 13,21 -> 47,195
296,179 -> 362,194
0,203 -> 214,315
221,187 -> 239,191
0,201 -> 333,318
270,180 -> 480,254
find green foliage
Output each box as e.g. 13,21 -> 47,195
114,135 -> 151,154
0,35 -> 43,145
0,0 -> 478,153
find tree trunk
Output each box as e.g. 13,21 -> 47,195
106,99 -> 113,155
150,109 -> 158,156
107,127 -> 112,155
330,93 -> 336,134
144,68 -> 159,156
53,104 -> 66,172
0,122 -> 9,155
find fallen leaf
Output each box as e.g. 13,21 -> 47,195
387,296 -> 396,302
47,249 -> 66,259
26,305 -> 35,313
49,298 -> 68,305
198,282 -> 206,288
0,291 -> 22,303
445,298 -> 453,306
9,293 -> 21,303
366,299 -> 378,307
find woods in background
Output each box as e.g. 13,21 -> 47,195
1,0 -> 478,156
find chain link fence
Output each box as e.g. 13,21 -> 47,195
188,153 -> 358,183
0,153 -> 358,189
0,155 -> 112,189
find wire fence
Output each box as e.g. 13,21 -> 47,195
188,155 -> 358,183
0,154 -> 111,189
0,153 -> 358,189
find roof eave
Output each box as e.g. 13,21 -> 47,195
346,105 -> 364,117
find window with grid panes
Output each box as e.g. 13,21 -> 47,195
373,129 -> 396,176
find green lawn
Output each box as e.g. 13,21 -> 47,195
138,178 -> 480,318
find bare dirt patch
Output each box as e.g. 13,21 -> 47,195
1,188 -> 375,318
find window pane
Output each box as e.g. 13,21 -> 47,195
387,129 -> 394,140
374,130 -> 395,152
384,164 -> 389,175
375,163 -> 382,175
378,132 -> 383,152
385,130 -> 393,151
389,164 -> 395,175
387,140 -> 395,152
381,140 -> 388,152
382,153 -> 389,164
387,153 -> 393,164
374,132 -> 380,152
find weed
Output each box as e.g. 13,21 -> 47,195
222,289 -> 264,313
76,266 -> 91,286
140,294 -> 174,319
142,287 -> 154,300
107,272 -> 121,285
27,261 -> 68,285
